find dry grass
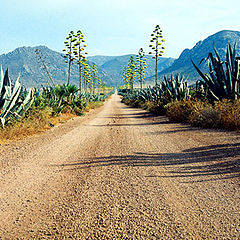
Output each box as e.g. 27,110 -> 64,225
0,107 -> 77,144
0,100 -> 105,144
190,107 -> 221,128
215,99 -> 240,130
166,99 -> 196,123
85,101 -> 103,112
166,98 -> 240,131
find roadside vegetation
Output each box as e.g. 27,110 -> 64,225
0,29 -> 114,143
119,25 -> 240,131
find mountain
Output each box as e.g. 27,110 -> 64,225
0,46 -> 175,88
159,30 -> 240,82
0,46 -> 114,88
87,55 -> 116,66
1,30 -> 239,88
90,55 -> 175,84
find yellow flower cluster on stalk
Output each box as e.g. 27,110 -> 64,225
122,51 -> 147,90
82,61 -> 91,91
63,31 -> 76,85
149,25 -> 165,85
73,30 -> 88,91
136,48 -> 147,89
125,56 -> 137,91
63,30 -> 91,91
96,76 -> 102,92
91,64 -> 99,93
122,66 -> 129,89
62,29 -> 103,93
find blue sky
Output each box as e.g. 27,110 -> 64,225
0,0 -> 239,58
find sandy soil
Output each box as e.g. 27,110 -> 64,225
0,93 -> 239,239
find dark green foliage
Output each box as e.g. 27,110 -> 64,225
162,74 -> 189,102
119,74 -> 189,112
33,84 -> 114,116
192,43 -> 240,101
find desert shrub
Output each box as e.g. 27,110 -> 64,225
166,98 -> 213,124
190,107 -> 221,128
122,98 -> 143,108
214,99 -> 240,130
130,99 -> 142,108
142,100 -> 166,115
165,99 -> 195,122
166,98 -> 240,130
122,99 -> 132,105
85,101 -> 103,112
188,99 -> 212,126
23,106 -> 53,127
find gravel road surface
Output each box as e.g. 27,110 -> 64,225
0,93 -> 239,239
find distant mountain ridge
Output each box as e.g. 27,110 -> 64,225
0,46 -> 175,87
159,30 -> 240,82
90,54 -> 175,83
0,30 -> 239,87
87,55 -> 117,66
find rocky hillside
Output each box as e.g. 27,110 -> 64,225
89,55 -> 175,84
1,30 -> 239,87
0,46 -> 113,88
159,30 -> 240,83
0,46 -> 174,87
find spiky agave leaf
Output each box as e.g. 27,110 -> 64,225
192,43 -> 240,101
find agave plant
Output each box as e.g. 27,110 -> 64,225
162,74 -> 189,102
34,84 -> 79,115
34,84 -> 113,116
194,80 -> 208,100
192,43 -> 240,101
137,85 -> 163,102
119,73 -> 189,104
0,66 -> 34,127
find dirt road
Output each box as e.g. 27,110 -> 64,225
0,93 -> 239,239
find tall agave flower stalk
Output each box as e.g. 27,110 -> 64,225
72,30 -> 88,92
91,64 -> 99,94
96,76 -> 102,93
136,48 -> 147,89
35,49 -> 55,87
126,56 -> 137,91
63,31 -> 77,85
82,61 -> 91,92
122,66 -> 129,89
149,25 -> 165,86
